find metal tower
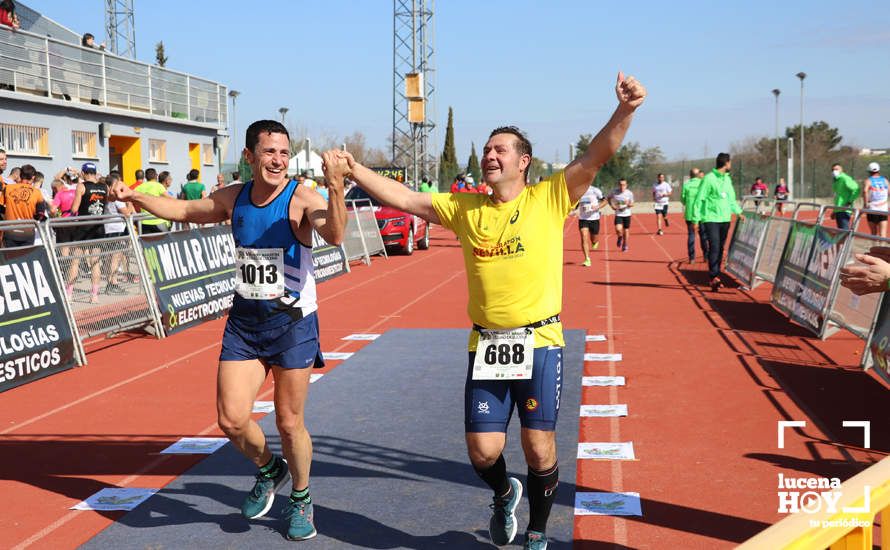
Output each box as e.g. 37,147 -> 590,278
105,0 -> 136,58
393,0 -> 436,187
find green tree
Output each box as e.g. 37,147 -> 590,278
237,154 -> 253,181
466,142 -> 481,183
155,41 -> 168,67
595,142 -> 641,189
574,134 -> 592,160
438,107 -> 460,187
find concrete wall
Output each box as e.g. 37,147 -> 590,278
1,96 -> 220,197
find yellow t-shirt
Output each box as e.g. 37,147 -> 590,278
431,171 -> 574,350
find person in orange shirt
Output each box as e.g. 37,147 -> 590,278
0,164 -> 47,247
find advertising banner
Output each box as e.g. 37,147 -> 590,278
141,226 -> 237,336
866,298 -> 890,385
0,245 -> 77,392
726,211 -> 769,287
771,222 -> 849,334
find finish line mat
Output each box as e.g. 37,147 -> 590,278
82,329 -> 583,549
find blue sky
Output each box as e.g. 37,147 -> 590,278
24,0 -> 890,164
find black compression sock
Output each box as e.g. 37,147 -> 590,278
527,464 -> 558,533
259,455 -> 283,479
474,454 -> 510,496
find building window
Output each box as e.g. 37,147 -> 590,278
0,123 -> 50,156
202,143 -> 214,165
72,130 -> 97,158
149,139 -> 167,162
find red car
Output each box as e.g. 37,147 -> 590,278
345,186 -> 430,255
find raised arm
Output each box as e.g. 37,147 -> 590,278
336,151 -> 441,225
564,72 -> 647,203
109,180 -> 235,224
307,151 -> 349,245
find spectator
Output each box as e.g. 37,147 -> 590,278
134,168 -> 170,233
0,0 -> 20,30
691,152 -> 743,292
450,175 -> 465,193
298,171 -> 317,189
0,148 -> 12,187
51,169 -> 79,218
103,171 -> 133,295
157,170 -> 175,198
316,178 -> 329,201
830,163 -> 859,230
213,173 -> 226,193
66,162 -> 108,303
180,168 -> 206,200
81,32 -> 106,50
231,171 -> 242,185
418,178 -> 434,193
130,169 -> 145,191
0,164 -> 47,247
9,166 -> 20,183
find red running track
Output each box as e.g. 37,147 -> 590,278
0,214 -> 886,549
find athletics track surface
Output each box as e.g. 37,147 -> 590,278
0,213 -> 886,549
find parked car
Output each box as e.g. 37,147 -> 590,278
344,186 -> 430,255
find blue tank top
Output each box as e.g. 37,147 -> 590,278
230,179 -> 317,329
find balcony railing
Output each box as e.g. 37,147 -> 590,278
0,24 -> 227,128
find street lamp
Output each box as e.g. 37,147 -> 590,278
278,106 -> 289,123
796,72 -> 806,198
228,89 -> 241,164
772,89 -> 780,185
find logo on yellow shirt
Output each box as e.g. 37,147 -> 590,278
472,236 -> 526,258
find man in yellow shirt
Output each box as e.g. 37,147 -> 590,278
325,73 -> 646,549
134,168 -> 170,233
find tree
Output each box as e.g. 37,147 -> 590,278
438,107 -> 460,187
237,154 -> 252,181
574,134 -> 592,160
155,41 -> 168,67
466,142 -> 481,183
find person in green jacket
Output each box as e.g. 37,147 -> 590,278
180,169 -> 207,200
831,163 -> 859,230
691,152 -> 743,291
680,168 -> 708,263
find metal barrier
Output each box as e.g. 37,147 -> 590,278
0,219 -> 84,391
828,233 -> 887,340
852,208 -> 890,235
343,199 -> 387,264
726,198 -> 773,289
738,455 -> 890,549
46,215 -> 162,340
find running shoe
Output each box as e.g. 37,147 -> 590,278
657,229 -> 664,235
664,217 -> 670,227
582,257 -> 591,267
621,243 -> 628,252
616,236 -> 623,249
283,498 -> 317,541
241,458 -> 290,519
592,241 -> 599,250
524,530 -> 549,550
688,256 -> 695,264
710,277 -> 722,292
489,477 -> 522,546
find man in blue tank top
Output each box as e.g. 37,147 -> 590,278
109,120 -> 346,541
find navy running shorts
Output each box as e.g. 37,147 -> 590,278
220,311 -> 324,369
655,204 -> 668,215
465,346 -> 563,432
